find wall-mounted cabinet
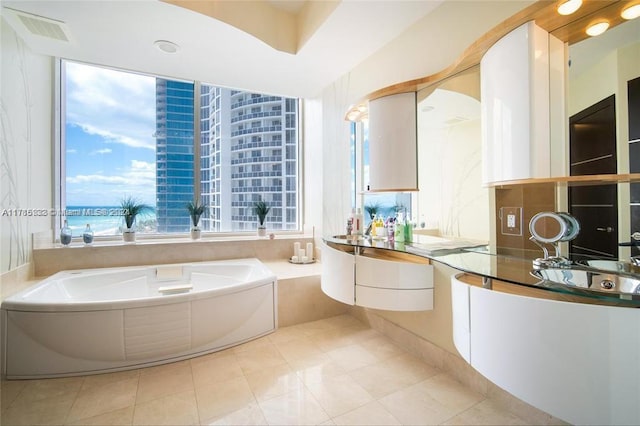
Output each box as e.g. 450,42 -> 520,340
368,92 -> 418,192
321,242 -> 433,311
481,21 -> 565,184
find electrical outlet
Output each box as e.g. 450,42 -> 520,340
500,207 -> 522,236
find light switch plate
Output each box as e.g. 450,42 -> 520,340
500,207 -> 522,236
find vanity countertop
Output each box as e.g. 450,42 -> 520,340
324,234 -> 640,308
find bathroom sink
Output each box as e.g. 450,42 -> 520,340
531,267 -> 640,297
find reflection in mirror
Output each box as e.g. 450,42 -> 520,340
415,66 -> 488,241
567,17 -> 640,261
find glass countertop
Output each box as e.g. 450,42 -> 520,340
323,234 -> 640,307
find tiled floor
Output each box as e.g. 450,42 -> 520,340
1,314 -> 532,425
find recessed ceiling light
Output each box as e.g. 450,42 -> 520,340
621,4 -> 640,20
586,21 -> 609,37
557,0 -> 582,16
154,40 -> 180,54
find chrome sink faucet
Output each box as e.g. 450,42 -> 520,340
631,256 -> 640,267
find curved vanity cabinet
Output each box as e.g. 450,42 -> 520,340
451,273 -> 640,425
322,242 -> 433,311
321,242 -> 355,305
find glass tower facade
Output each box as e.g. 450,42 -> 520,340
155,79 -> 195,233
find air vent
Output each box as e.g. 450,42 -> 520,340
3,7 -> 71,42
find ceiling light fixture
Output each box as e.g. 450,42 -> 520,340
154,40 -> 180,54
557,0 -> 582,15
621,3 -> 640,20
586,20 -> 610,36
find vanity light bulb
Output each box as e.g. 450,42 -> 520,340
621,4 -> 640,20
586,21 -> 609,37
557,0 -> 582,15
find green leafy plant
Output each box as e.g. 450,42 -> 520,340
186,199 -> 206,228
364,202 -> 381,220
252,200 -> 271,227
120,196 -> 153,230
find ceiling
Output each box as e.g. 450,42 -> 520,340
1,0 -> 444,98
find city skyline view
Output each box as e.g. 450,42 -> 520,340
64,61 -> 299,234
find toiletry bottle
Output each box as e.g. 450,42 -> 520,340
404,215 -> 413,243
60,220 -> 72,246
370,214 -> 377,237
355,208 -> 363,236
395,213 -> 405,243
387,218 -> 395,243
83,224 -> 94,245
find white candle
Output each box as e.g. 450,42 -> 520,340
291,256 -> 299,263
306,242 -> 313,260
299,249 -> 306,259
294,242 -> 300,258
301,256 -> 309,262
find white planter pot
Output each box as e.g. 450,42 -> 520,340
123,229 -> 136,243
257,227 -> 267,237
190,228 -> 201,240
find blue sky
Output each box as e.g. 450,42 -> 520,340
65,61 -> 157,207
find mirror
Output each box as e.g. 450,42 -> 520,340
415,66 -> 488,241
413,18 -> 639,261
566,17 -> 640,260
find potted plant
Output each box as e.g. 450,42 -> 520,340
252,200 -> 270,237
120,196 -> 153,242
186,199 -> 206,240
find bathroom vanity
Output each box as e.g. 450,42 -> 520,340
323,234 -> 640,425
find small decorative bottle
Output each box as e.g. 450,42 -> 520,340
60,220 -> 72,246
83,224 -> 94,245
395,213 -> 405,243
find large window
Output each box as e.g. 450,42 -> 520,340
60,60 -> 300,237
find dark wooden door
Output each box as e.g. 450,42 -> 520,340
569,95 -> 618,260
629,77 -> 640,257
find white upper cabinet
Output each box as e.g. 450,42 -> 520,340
368,92 -> 419,191
481,21 -> 566,184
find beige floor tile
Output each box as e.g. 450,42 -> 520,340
194,376 -> 256,421
258,388 -> 329,425
272,336 -> 324,363
132,390 -> 199,425
325,344 -> 379,372
244,363 -> 305,402
80,369 -> 141,391
205,402 -> 268,425
138,359 -> 190,377
332,400 -> 401,426
232,335 -> 275,354
191,353 -> 244,389
356,334 -> 406,360
235,344 -> 288,375
1,392 -> 76,425
8,376 -> 83,405
136,361 -> 194,404
349,353 -> 439,398
288,353 -> 347,385
379,373 -> 484,425
66,405 -> 134,425
443,399 -> 529,425
1,380 -> 28,409
322,314 -> 364,329
267,326 -> 308,345
304,374 -> 373,417
419,373 -> 484,412
295,318 -> 340,336
67,377 -> 139,423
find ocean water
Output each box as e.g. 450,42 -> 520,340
63,206 -> 157,236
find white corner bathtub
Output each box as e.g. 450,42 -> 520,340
1,258 -> 277,379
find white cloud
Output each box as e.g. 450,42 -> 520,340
67,160 -> 155,187
67,148 -> 77,154
65,61 -> 157,150
90,148 -> 113,155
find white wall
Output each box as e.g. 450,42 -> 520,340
0,20 -> 53,274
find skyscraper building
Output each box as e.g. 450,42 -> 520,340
155,79 -> 195,233
156,81 -> 298,233
200,86 -> 298,232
